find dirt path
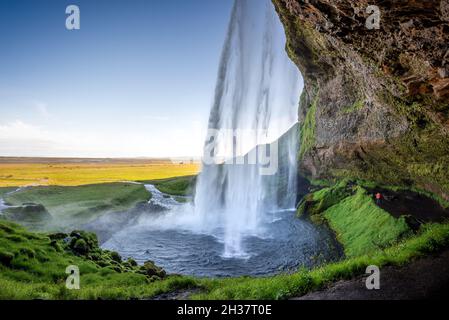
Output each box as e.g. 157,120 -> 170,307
367,188 -> 449,229
295,249 -> 449,300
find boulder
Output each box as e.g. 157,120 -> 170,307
0,251 -> 14,266
138,260 -> 166,279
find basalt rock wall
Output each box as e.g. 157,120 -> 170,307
273,0 -> 449,201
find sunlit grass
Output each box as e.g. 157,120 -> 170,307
193,223 -> 449,299
0,160 -> 200,187
324,187 -> 410,257
0,220 -> 197,300
3,183 -> 151,226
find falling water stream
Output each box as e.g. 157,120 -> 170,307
193,0 -> 301,258
103,0 -> 341,277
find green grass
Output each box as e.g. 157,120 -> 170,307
341,99 -> 365,114
143,175 -> 197,196
1,178 -> 448,300
192,182 -> 448,300
297,181 -> 410,257
0,160 -> 199,187
323,187 -> 410,257
0,219 -> 196,300
0,275 -> 197,300
3,183 -> 151,228
1,216 -> 448,300
192,222 -> 449,299
0,187 -> 16,198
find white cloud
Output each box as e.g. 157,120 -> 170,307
0,120 -> 206,158
0,120 -> 50,141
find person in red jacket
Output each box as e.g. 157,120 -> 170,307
375,192 -> 382,205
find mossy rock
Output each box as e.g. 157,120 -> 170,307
72,238 -> 88,255
0,250 -> 14,266
127,258 -> 137,267
48,232 -> 68,241
67,230 -> 100,256
138,260 -> 166,279
123,258 -> 138,269
50,240 -> 63,252
18,247 -> 36,259
298,181 -> 353,220
6,234 -> 26,242
110,251 -> 122,263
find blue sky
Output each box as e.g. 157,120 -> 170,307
0,0 -> 233,158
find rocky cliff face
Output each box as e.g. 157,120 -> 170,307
273,0 -> 449,201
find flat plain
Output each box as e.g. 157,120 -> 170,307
0,157 -> 200,187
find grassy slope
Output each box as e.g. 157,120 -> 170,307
0,187 -> 16,197
3,183 -> 151,226
0,220 -> 196,299
193,223 -> 449,299
0,161 -> 199,187
144,175 -> 197,196
324,187 -> 410,257
193,182 -> 447,299
1,218 -> 448,300
2,179 -> 448,300
298,181 -> 410,257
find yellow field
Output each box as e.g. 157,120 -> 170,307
0,158 -> 200,187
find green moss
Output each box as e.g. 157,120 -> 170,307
299,92 -> 318,160
296,199 -> 307,217
0,219 -> 197,299
308,179 -> 333,187
298,181 -> 411,257
323,187 -> 410,257
298,179 -> 352,220
328,92 -> 449,200
341,99 -> 364,114
144,175 -> 196,196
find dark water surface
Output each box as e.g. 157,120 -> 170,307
103,209 -> 342,277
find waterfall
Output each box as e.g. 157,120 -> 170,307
193,0 -> 303,258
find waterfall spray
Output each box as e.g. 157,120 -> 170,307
194,0 -> 303,258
